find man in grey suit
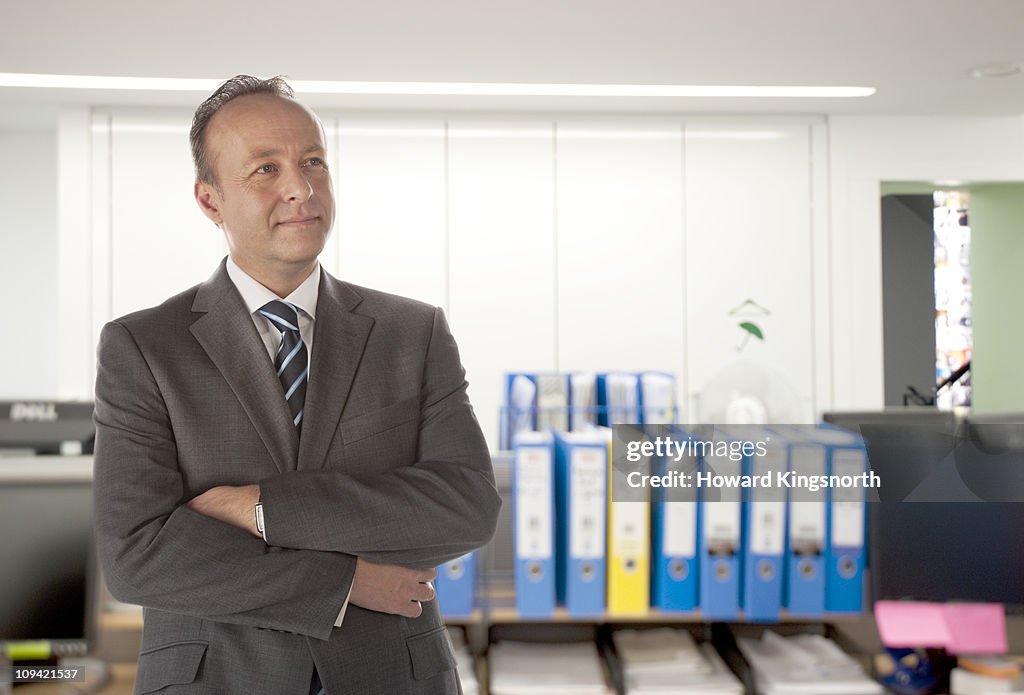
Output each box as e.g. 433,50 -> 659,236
93,75 -> 501,694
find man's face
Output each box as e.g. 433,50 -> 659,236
194,94 -> 335,281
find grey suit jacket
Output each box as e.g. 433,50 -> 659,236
93,260 -> 500,694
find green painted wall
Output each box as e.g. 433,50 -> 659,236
880,182 -> 941,197
968,183 -> 1024,412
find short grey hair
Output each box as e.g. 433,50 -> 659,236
190,74 -> 295,184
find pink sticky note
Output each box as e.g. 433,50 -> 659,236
874,601 -> 1008,654
944,603 -> 1007,655
875,601 -> 952,648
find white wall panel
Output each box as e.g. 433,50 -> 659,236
809,121 -> 833,414
333,118 -> 447,310
107,111 -> 224,319
556,120 -> 686,403
0,128 -> 59,399
57,107 -> 94,399
90,113 -> 112,392
318,122 -> 341,279
684,119 -> 817,422
447,120 -> 557,450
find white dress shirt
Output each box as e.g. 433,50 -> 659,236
226,256 -> 319,364
225,257 -> 352,627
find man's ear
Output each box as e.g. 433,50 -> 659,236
195,180 -> 223,226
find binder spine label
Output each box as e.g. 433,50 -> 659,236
789,444 -> 826,547
751,446 -> 786,555
830,448 -> 867,548
516,447 -> 553,559
611,499 -> 646,557
702,453 -> 741,551
751,501 -> 786,555
570,447 -> 606,559
664,500 -> 697,556
664,454 -> 698,557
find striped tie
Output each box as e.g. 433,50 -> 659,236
309,669 -> 324,695
258,300 -> 308,430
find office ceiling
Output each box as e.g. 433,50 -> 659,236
1,0 -> 1023,119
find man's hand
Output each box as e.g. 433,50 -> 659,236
187,484 -> 261,537
349,558 -> 436,618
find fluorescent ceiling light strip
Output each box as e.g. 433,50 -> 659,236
0,73 -> 875,98
0,73 -> 218,91
330,127 -> 786,140
300,82 -> 874,97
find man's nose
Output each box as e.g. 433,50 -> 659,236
281,167 -> 314,202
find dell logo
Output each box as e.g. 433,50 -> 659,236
10,402 -> 59,422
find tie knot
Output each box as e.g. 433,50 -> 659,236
259,300 -> 300,335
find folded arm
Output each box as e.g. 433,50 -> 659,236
185,484 -> 439,619
93,320 -> 352,639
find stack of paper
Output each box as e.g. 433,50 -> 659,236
638,372 -> 677,424
614,628 -> 743,694
504,374 -> 538,448
951,666 -> 1024,694
448,628 -> 479,695
569,372 -> 598,431
536,374 -> 570,433
489,641 -> 614,695
736,631 -> 881,694
600,372 -> 640,425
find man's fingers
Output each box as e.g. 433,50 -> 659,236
412,580 -> 435,602
399,571 -> 434,612
349,559 -> 440,618
400,600 -> 423,619
185,490 -> 209,511
395,600 -> 417,618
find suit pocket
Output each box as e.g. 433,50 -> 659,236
340,395 -> 419,444
406,626 -> 456,681
136,640 -> 208,693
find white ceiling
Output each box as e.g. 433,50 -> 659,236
2,0 -> 1023,121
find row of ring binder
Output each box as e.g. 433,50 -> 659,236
505,424 -> 868,621
500,371 -> 679,450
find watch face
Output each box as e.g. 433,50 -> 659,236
255,503 -> 265,533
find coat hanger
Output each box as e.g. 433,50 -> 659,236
727,298 -> 771,316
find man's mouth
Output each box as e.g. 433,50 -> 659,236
278,216 -> 319,226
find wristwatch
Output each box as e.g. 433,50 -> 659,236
254,498 -> 265,537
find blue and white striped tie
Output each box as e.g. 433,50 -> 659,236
261,300 -> 319,693
258,300 -> 308,431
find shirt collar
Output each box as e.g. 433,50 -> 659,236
226,257 -> 320,320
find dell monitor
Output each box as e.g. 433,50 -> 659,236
0,457 -> 96,655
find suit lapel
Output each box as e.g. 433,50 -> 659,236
190,262 -> 299,474
297,273 -> 374,471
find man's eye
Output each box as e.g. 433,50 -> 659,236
305,157 -> 324,167
256,164 -> 276,174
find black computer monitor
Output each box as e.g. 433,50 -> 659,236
0,457 -> 96,655
823,409 -> 1024,609
0,401 -> 95,455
